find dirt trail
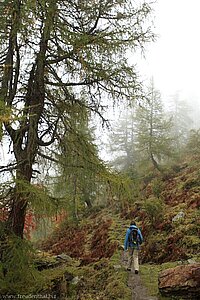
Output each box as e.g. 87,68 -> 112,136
122,252 -> 158,300
128,271 -> 158,300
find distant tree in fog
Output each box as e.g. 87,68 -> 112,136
185,129 -> 200,157
168,94 -> 193,151
108,81 -> 174,174
135,80 -> 173,173
108,108 -> 137,171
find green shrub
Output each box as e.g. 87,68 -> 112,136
151,178 -> 165,198
143,197 -> 164,226
0,235 -> 42,294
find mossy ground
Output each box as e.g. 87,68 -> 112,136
36,195 -> 199,299
2,157 -> 199,297
140,262 -> 179,299
36,251 -> 131,300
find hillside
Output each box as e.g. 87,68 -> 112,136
129,160 -> 200,264
34,157 -> 199,299
1,156 -> 199,299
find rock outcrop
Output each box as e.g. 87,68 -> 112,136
158,263 -> 200,299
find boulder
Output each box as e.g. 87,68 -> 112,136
56,253 -> 73,261
158,263 -> 200,299
172,211 -> 185,222
34,255 -> 61,271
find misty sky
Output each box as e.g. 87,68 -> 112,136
97,0 -> 200,159
138,0 -> 200,104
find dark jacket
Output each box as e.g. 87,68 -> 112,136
124,225 -> 143,250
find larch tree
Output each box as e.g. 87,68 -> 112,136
108,107 -> 137,171
53,104 -> 103,218
135,80 -> 173,173
168,94 -> 193,152
0,0 -> 154,238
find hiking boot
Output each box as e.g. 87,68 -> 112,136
127,267 -> 131,271
135,270 -> 139,274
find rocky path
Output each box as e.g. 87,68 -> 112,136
128,271 -> 158,300
121,252 -> 158,300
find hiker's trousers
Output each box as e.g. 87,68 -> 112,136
127,247 -> 139,271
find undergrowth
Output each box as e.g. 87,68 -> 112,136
37,251 -> 130,300
39,213 -> 118,264
0,235 -> 43,294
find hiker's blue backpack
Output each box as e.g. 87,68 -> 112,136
128,227 -> 139,245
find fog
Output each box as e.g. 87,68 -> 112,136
96,0 -> 200,161
137,0 -> 200,113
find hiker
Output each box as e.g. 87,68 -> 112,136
124,221 -> 143,274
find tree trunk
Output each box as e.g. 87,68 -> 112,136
4,1 -> 57,238
8,196 -> 27,238
150,152 -> 163,174
73,176 -> 78,220
7,165 -> 32,238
